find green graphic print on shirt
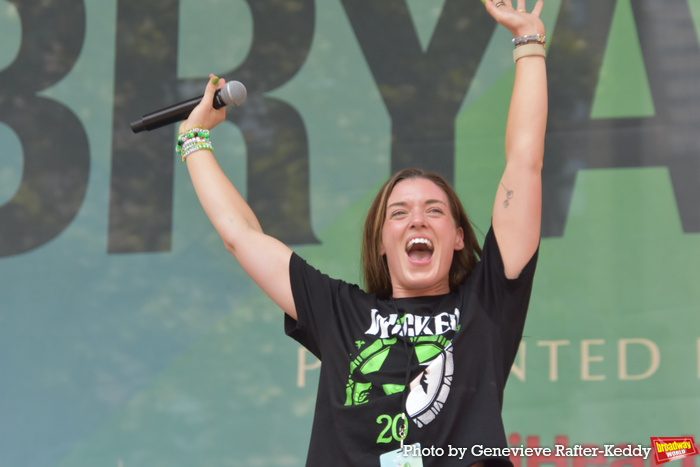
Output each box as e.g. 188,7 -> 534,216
344,308 -> 460,429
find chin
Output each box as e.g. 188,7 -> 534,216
398,273 -> 450,296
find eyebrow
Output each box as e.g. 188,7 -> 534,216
387,199 -> 447,208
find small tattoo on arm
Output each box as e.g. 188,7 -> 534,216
501,183 -> 514,208
228,217 -> 234,223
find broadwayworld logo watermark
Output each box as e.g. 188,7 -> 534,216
650,437 -> 698,464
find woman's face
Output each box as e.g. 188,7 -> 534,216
380,178 -> 464,298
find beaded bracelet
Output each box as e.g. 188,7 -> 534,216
176,126 -> 213,162
177,126 -> 210,143
181,142 -> 214,161
512,34 -> 546,49
176,127 -> 210,152
180,137 -> 208,152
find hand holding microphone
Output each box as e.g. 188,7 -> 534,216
130,74 -> 247,133
177,74 -> 234,135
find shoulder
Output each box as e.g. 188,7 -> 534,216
459,225 -> 539,298
286,252 -> 379,358
290,252 -> 360,289
483,226 -> 538,283
289,252 -> 372,305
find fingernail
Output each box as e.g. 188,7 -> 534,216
212,77 -> 219,85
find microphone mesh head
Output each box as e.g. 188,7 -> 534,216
220,80 -> 247,106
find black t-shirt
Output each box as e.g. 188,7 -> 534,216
285,227 -> 538,466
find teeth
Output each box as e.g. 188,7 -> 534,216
407,238 -> 433,250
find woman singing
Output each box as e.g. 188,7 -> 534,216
177,0 -> 546,464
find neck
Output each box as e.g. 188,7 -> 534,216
391,282 -> 450,298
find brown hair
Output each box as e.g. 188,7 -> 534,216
362,168 -> 482,299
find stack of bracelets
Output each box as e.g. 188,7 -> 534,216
176,126 -> 213,162
512,33 -> 546,63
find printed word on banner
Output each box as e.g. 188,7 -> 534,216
650,437 -> 698,464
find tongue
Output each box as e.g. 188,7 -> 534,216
408,250 -> 432,261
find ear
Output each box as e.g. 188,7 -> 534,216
454,227 -> 465,251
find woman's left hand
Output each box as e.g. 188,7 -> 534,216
484,0 -> 545,38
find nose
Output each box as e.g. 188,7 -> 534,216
409,211 -> 426,228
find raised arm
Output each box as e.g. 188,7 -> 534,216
180,75 -> 296,318
484,0 -> 547,279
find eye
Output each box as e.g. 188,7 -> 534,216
389,209 -> 407,218
428,207 -> 444,215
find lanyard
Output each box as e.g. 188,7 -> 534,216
390,287 -> 462,448
391,298 -> 436,449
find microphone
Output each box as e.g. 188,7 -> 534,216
130,80 -> 247,133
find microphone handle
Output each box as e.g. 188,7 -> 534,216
130,91 -> 227,133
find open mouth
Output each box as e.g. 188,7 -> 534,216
406,238 -> 434,262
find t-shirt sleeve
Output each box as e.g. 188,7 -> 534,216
472,226 -> 539,327
468,227 -> 539,380
284,252 -> 338,361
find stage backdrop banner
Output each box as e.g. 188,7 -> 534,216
0,0 -> 698,466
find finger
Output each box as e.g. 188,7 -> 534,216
211,77 -> 227,118
516,0 -> 526,13
531,0 -> 544,17
485,0 -> 506,15
201,74 -> 220,104
213,77 -> 227,111
214,76 -> 226,91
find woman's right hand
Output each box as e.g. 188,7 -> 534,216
178,74 -> 227,134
